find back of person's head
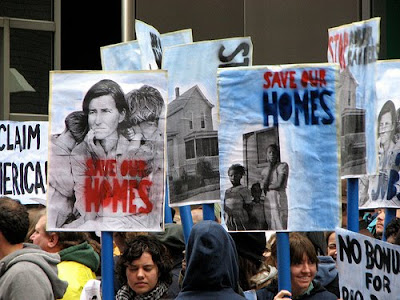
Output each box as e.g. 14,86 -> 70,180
183,220 -> 240,292
126,85 -> 164,125
56,231 -> 92,250
150,223 -> 185,259
304,231 -> 327,256
117,235 -> 173,287
0,197 -> 29,244
384,217 -> 400,243
230,232 -> 266,291
64,110 -> 88,144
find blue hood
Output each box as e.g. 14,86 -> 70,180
181,221 -> 240,292
315,255 -> 338,286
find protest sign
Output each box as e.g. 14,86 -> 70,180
162,37 -> 253,207
101,27 -> 193,71
218,64 -> 340,231
336,228 -> 400,300
328,17 -> 380,177
135,20 -> 162,70
359,60 -> 400,209
47,71 -> 167,232
0,121 -> 48,205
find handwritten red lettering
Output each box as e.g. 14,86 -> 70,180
301,69 -> 327,88
263,71 -> 297,89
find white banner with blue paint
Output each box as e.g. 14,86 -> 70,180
163,37 -> 253,207
218,64 -> 340,231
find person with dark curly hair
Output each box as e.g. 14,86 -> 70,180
224,164 -> 252,231
116,235 -> 173,300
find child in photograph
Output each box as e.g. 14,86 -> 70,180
249,182 -> 268,230
123,85 -> 164,176
224,164 -> 252,231
261,144 -> 288,230
122,85 -> 165,212
48,111 -> 87,227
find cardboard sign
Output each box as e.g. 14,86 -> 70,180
218,64 -> 340,231
0,121 -> 48,205
336,228 -> 400,300
47,71 -> 167,232
101,27 -> 192,71
359,60 -> 400,209
328,17 -> 380,177
162,37 -> 253,207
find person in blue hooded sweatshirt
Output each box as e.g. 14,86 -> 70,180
175,220 -> 245,300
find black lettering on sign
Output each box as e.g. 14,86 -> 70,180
218,42 -> 250,67
338,234 -> 362,264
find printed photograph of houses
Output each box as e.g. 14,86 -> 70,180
339,68 -> 367,176
167,85 -> 220,206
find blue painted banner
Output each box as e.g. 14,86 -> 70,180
218,64 -> 340,231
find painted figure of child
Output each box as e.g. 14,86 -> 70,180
224,164 -> 252,231
48,111 -> 87,228
122,85 -> 165,217
123,85 -> 164,177
261,144 -> 288,230
249,182 -> 268,230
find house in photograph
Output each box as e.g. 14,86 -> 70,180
339,68 -> 366,175
167,85 -> 219,202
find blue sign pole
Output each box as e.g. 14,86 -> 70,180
347,178 -> 359,232
179,205 -> 194,243
101,231 -> 114,300
277,232 -> 291,293
202,203 -> 215,220
165,182 -> 173,224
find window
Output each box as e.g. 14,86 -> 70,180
0,0 -> 60,121
196,137 -> 218,157
185,140 -> 195,159
188,112 -> 193,130
201,112 -> 205,128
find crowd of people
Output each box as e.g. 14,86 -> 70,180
1,194 -> 400,300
